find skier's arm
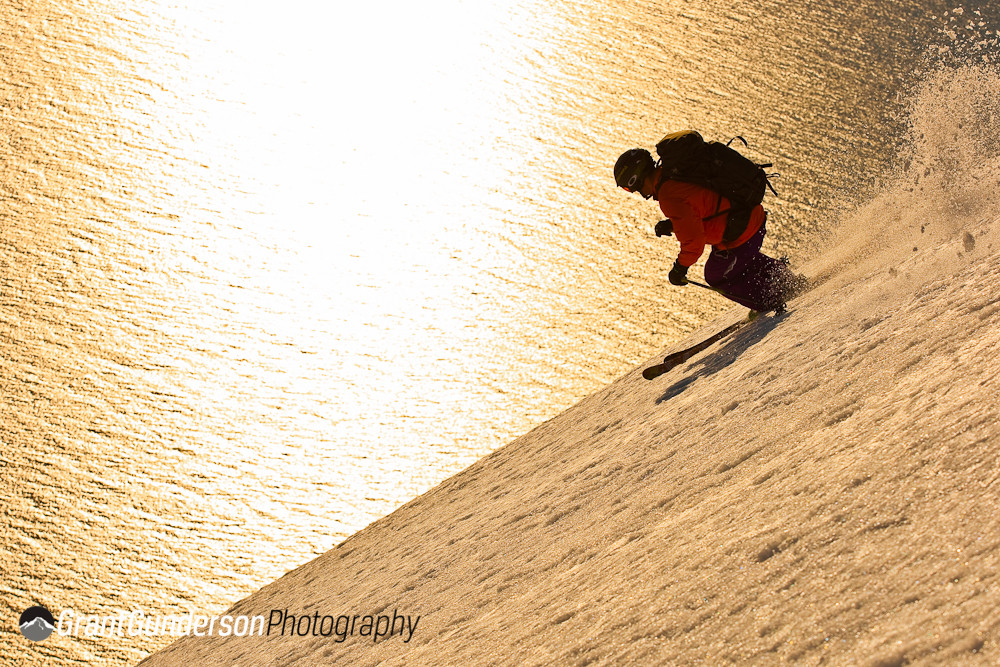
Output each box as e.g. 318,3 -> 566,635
658,196 -> 706,267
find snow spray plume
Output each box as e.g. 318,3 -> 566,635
806,19 -> 1000,287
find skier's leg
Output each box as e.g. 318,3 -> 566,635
705,225 -> 794,311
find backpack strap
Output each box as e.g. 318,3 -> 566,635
729,135 -> 780,197
764,169 -> 779,197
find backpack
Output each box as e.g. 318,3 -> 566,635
654,130 -> 777,242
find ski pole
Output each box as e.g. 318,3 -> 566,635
686,278 -> 737,300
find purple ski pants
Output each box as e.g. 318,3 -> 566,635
703,223 -> 790,312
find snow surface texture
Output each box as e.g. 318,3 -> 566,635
140,67 -> 1000,666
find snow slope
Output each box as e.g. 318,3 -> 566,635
140,69 -> 1000,666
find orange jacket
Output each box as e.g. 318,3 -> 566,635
656,179 -> 766,267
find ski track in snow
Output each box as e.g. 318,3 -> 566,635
140,80 -> 1000,666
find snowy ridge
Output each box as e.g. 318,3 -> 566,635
140,68 -> 1000,666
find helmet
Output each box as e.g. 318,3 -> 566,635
614,148 -> 655,193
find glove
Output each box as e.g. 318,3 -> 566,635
654,219 -> 674,237
668,260 -> 689,286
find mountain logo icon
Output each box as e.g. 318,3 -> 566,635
19,606 -> 56,642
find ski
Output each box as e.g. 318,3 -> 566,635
642,318 -> 754,380
641,267 -> 819,381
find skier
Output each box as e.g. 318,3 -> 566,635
614,142 -> 805,313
